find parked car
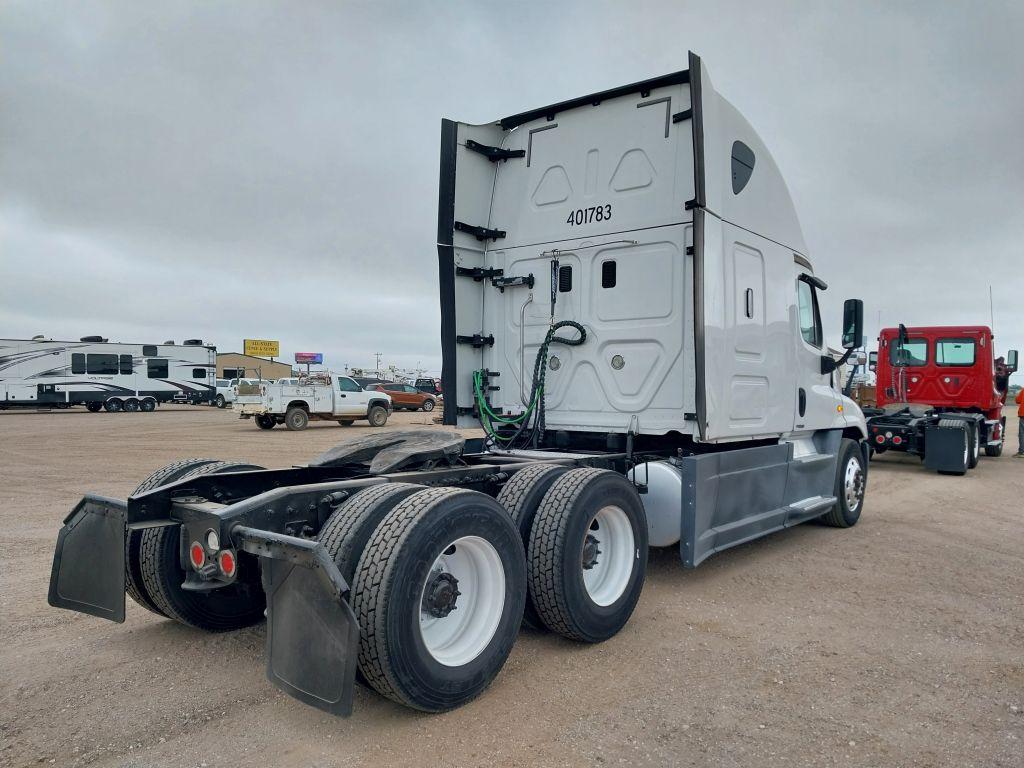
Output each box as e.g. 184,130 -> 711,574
367,382 -> 437,412
414,377 -> 442,395
214,378 -> 237,409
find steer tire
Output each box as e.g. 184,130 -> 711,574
367,405 -> 388,427
285,407 -> 309,431
215,394 -> 226,409
351,487 -> 526,712
820,439 -> 866,528
126,458 -> 221,617
139,461 -> 267,630
496,463 -> 570,630
527,468 -> 648,643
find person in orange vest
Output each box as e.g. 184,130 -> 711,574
1016,388 -> 1024,457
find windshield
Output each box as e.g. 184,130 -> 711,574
936,338 -> 976,366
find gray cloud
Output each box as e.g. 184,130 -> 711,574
2,0 -> 1022,380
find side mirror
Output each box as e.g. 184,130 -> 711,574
868,351 -> 878,372
842,299 -> 864,350
1008,349 -> 1019,373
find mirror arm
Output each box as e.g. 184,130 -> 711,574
821,347 -> 855,376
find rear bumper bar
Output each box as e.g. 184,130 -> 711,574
47,490 -> 363,716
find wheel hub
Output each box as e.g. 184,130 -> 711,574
422,570 -> 461,618
581,533 -> 602,570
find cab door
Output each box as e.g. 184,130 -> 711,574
335,377 -> 366,415
793,267 -> 838,431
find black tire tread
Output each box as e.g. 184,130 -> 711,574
496,463 -> 569,630
139,461 -> 264,629
351,486 -> 467,708
820,439 -> 864,528
527,467 -> 609,641
126,458 -> 220,615
318,483 -> 422,585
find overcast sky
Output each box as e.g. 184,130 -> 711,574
1,1 -> 1022,381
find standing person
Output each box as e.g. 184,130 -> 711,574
1016,387 -> 1024,457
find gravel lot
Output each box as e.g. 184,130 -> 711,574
1,406 -> 1022,767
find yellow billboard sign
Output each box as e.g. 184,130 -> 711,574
243,339 -> 280,358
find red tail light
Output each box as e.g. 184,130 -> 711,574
892,436 -> 903,446
875,435 -> 885,444
218,550 -> 237,578
189,542 -> 206,569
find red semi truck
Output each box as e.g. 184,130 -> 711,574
865,325 -> 1018,474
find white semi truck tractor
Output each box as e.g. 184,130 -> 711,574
48,52 -> 868,717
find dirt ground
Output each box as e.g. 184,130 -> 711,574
1,406 -> 1021,768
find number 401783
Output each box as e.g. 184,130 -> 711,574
566,204 -> 612,226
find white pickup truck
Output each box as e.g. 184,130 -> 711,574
236,373 -> 392,430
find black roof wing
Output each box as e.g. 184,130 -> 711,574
499,69 -> 690,131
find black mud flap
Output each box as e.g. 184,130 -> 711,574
48,495 -> 127,622
256,539 -> 360,717
924,424 -> 968,473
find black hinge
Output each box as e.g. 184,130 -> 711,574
456,266 -> 504,281
672,109 -> 693,124
492,274 -> 535,290
454,221 -> 507,241
685,246 -> 694,256
465,139 -> 526,162
456,334 -> 495,348
456,267 -> 534,292
684,199 -> 699,210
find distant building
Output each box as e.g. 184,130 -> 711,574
216,352 -> 293,380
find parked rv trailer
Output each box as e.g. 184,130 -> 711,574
0,338 -> 216,411
48,53 -> 868,718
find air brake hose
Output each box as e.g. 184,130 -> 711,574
475,320 -> 587,447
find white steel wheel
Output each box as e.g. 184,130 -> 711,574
843,457 -> 864,514
351,487 -> 526,712
419,535 -> 505,666
581,505 -> 635,607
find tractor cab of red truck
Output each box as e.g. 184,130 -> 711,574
865,325 -> 1018,473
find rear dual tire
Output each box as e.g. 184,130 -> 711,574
526,468 -> 648,643
324,486 -> 526,712
127,460 -> 267,630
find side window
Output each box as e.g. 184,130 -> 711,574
731,140 -> 756,194
71,353 -> 86,374
147,359 -> 169,379
936,339 -> 976,366
192,368 -> 206,379
796,280 -> 822,348
87,354 -> 119,375
338,377 -> 362,392
119,354 -> 133,375
406,385 -> 418,393
142,345 -> 158,357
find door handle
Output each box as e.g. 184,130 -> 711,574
798,388 -> 807,417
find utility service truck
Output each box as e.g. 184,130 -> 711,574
48,53 -> 868,718
1,337 -> 215,411
864,325 -> 1018,473
235,372 -> 393,430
